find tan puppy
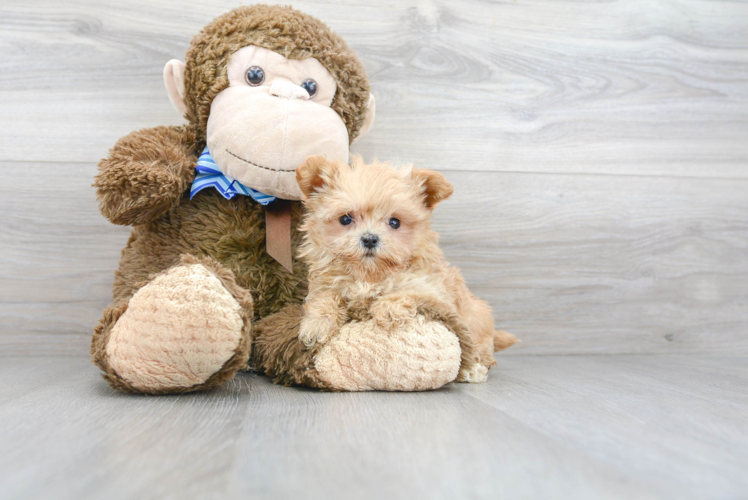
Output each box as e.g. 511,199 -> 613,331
295,155 -> 518,382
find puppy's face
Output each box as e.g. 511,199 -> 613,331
297,155 -> 453,278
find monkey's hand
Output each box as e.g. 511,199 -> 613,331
94,125 -> 199,226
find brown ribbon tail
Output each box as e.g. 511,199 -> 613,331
265,199 -> 293,273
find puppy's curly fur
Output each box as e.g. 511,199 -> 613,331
295,155 -> 518,382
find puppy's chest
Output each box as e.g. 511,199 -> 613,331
341,280 -> 391,304
340,274 -> 436,310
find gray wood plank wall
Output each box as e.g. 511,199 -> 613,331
1,0 -> 746,356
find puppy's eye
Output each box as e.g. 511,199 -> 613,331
388,217 -> 401,229
301,79 -> 317,97
245,66 -> 265,86
339,214 -> 353,226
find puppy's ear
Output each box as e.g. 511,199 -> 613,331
296,156 -> 338,199
412,167 -> 453,209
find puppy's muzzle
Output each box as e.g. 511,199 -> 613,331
360,233 -> 379,250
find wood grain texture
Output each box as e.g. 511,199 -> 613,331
463,354 -> 748,499
1,161 -> 746,355
0,355 -> 745,499
0,162 -> 129,355
444,169 -> 748,355
0,0 -> 747,177
0,3 -> 747,352
2,163 -> 746,355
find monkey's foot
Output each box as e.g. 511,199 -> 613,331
314,315 -> 462,391
252,308 -> 463,391
91,256 -> 253,394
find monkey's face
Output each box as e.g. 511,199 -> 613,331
164,7 -> 375,201
202,46 -> 349,200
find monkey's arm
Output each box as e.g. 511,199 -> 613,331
94,125 -> 199,226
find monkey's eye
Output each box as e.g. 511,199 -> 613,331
245,66 -> 265,86
388,218 -> 401,229
301,79 -> 317,97
339,214 -> 353,226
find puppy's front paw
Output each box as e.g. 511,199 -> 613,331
299,315 -> 337,348
455,363 -> 488,384
370,295 -> 418,328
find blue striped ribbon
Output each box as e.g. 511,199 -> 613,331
190,146 -> 277,205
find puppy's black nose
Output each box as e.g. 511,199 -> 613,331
361,233 -> 379,249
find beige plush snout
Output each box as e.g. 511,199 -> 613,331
269,79 -> 310,100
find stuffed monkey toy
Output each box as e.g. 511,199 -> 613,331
91,4 -> 478,393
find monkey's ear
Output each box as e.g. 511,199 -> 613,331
412,167 -> 453,210
296,156 -> 339,200
163,59 -> 188,117
351,94 -> 376,145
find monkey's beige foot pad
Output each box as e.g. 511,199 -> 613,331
106,263 -> 245,393
314,315 -> 462,391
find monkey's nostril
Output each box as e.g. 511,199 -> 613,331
360,233 -> 379,250
269,80 -> 310,100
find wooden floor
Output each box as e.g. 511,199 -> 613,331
0,355 -> 745,499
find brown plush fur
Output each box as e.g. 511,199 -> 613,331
250,305 -> 333,390
184,4 -> 371,144
94,124 -> 200,226
96,125 -> 309,317
92,121 -> 310,393
296,156 -> 518,381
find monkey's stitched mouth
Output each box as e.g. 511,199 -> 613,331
225,149 -> 295,173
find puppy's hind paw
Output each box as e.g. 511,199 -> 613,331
298,315 -> 337,348
455,363 -> 488,384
